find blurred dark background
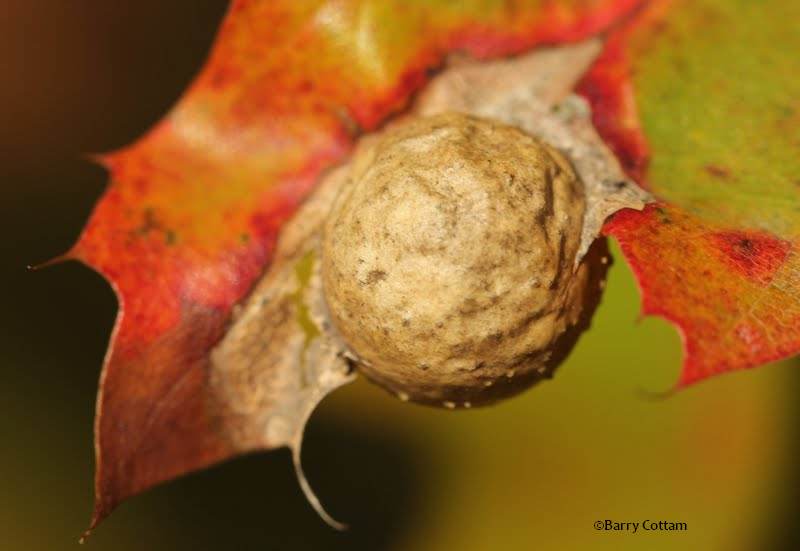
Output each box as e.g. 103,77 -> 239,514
2,2 -> 799,550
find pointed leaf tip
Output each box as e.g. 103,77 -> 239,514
27,250 -> 74,271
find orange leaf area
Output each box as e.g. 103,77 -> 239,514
580,0 -> 800,385
608,205 -> 798,386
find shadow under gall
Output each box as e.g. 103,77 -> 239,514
136,414 -> 426,551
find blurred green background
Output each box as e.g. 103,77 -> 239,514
2,2 -> 798,550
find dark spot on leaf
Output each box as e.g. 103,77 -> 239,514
704,164 -> 731,179
134,207 -> 161,237
709,230 -> 792,285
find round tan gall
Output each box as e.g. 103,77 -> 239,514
321,112 -> 606,407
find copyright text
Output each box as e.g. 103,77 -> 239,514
593,520 -> 687,533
